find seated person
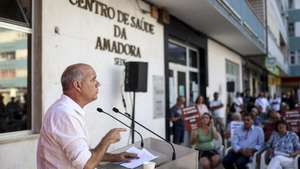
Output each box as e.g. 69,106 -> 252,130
266,120 -> 300,169
263,110 -> 281,141
191,113 -> 221,169
222,113 -> 264,169
224,112 -> 243,141
251,107 -> 263,127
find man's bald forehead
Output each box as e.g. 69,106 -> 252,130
67,63 -> 92,72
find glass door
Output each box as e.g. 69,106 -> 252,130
168,40 -> 200,107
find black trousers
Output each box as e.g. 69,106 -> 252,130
173,126 -> 184,144
223,150 -> 250,169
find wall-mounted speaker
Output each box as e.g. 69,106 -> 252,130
125,62 -> 148,92
227,81 -> 235,92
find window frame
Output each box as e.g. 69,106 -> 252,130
0,0 -> 42,140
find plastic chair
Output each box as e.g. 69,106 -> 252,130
259,150 -> 268,169
293,154 -> 300,169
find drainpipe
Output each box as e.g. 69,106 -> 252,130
265,0 -> 268,56
264,0 -> 269,92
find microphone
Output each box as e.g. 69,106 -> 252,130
112,107 -> 176,160
96,108 -> 144,148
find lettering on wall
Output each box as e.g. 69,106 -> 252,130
114,57 -> 126,66
69,0 -> 156,58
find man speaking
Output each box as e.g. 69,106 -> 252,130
37,63 -> 137,169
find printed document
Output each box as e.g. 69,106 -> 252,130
120,147 -> 158,168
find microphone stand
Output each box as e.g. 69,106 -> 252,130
112,107 -> 176,160
97,108 -> 144,148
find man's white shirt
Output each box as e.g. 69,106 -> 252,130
234,97 -> 243,113
37,95 -> 92,169
210,100 -> 224,118
255,97 -> 269,113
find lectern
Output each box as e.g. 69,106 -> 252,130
97,137 -> 198,169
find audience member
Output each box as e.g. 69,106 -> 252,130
255,92 -> 270,121
223,113 -> 264,169
191,113 -> 220,169
266,120 -> 300,169
210,92 -> 225,133
170,96 -> 186,144
195,96 -> 209,116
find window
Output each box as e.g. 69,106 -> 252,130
226,60 -> 240,94
0,0 -> 31,133
288,23 -> 295,37
168,42 -> 186,65
168,40 -> 200,106
0,0 -> 31,27
189,49 -> 198,68
290,55 -> 295,64
289,0 -> 294,9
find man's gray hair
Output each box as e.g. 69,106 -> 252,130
61,63 -> 90,91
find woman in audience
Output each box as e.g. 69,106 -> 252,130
266,120 -> 300,169
191,113 -> 221,169
195,96 -> 210,116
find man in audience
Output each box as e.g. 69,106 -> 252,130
169,96 -> 186,144
255,92 -> 270,121
223,113 -> 264,169
234,92 -> 243,114
210,92 -> 225,133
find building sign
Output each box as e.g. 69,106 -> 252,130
68,0 -> 156,58
266,57 -> 280,76
182,106 -> 201,131
268,75 -> 281,85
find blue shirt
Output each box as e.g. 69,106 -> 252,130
232,125 -> 264,152
169,105 -> 184,128
254,116 -> 263,126
266,131 -> 300,155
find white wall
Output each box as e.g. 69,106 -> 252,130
0,134 -> 38,169
206,39 -> 243,114
295,22 -> 300,37
293,0 -> 300,37
295,0 -> 300,9
0,0 -> 165,168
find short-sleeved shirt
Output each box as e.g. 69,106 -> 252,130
210,100 -> 224,118
267,131 -> 300,155
234,97 -> 243,113
170,105 -> 184,128
271,97 -> 281,112
197,104 -> 209,115
255,97 -> 269,113
37,95 -> 91,169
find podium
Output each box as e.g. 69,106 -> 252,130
97,137 -> 198,169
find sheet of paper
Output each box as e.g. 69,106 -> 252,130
120,147 -> 158,169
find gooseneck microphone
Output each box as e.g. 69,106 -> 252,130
96,108 -> 144,148
112,107 -> 176,160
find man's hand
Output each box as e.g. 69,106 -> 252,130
241,148 -> 254,157
109,152 -> 139,163
290,150 -> 300,157
102,128 -> 127,144
266,148 -> 273,156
